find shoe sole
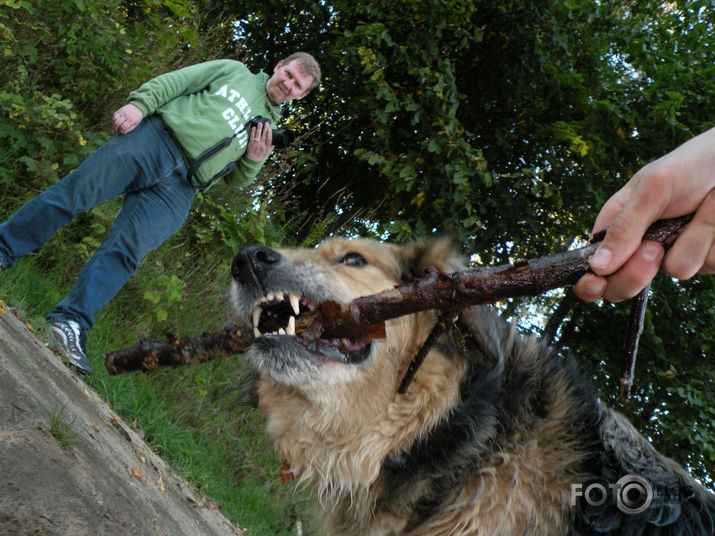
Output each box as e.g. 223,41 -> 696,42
50,325 -> 92,375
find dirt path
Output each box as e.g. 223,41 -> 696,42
0,305 -> 244,536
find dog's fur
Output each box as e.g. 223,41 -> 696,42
230,238 -> 714,535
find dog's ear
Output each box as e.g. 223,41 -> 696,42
399,238 -> 465,282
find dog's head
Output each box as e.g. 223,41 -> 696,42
230,238 -> 464,392
229,238 -> 468,491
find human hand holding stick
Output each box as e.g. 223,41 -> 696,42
575,127 -> 715,303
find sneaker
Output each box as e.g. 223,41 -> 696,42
50,320 -> 92,374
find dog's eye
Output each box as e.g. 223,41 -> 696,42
339,252 -> 367,267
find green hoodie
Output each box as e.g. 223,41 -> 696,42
127,59 -> 282,190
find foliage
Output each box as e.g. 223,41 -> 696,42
1,1 -> 304,532
215,0 -> 714,253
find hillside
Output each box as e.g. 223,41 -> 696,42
0,305 -> 244,536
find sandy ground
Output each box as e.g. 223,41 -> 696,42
0,304 -> 244,536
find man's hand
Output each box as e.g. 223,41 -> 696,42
575,127 -> 715,302
245,120 -> 274,162
112,104 -> 144,134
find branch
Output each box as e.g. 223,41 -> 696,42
104,326 -> 254,376
316,216 -> 691,338
619,282 -> 651,401
104,216 -> 691,376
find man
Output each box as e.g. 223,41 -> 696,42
0,52 -> 320,374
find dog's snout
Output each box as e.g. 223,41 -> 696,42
232,245 -> 281,287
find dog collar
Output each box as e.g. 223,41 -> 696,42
279,461 -> 302,484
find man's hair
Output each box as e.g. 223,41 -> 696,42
281,52 -> 321,91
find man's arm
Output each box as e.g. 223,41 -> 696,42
110,59 -> 245,137
125,60 -> 243,118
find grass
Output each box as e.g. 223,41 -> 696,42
49,403 -> 81,453
1,243 -> 314,535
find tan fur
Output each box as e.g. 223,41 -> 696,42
257,301 -> 465,501
241,238 -> 577,534
231,237 -> 713,535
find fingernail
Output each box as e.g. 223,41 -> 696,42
590,246 -> 611,270
641,242 -> 661,262
583,278 -> 606,301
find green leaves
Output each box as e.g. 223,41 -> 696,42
220,0 -> 714,482
143,274 -> 187,322
551,121 -> 592,157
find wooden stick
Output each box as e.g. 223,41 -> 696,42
104,325 -> 254,375
619,282 -> 651,401
104,216 -> 691,376
316,216 -> 691,337
397,315 -> 453,394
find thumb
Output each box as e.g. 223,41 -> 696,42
589,217 -> 650,275
590,177 -> 671,276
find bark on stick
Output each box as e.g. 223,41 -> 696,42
104,326 -> 254,375
104,216 -> 691,376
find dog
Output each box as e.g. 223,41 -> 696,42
229,237 -> 714,535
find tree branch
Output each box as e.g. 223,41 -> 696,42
314,216 -> 691,339
104,216 -> 691,376
104,326 -> 254,376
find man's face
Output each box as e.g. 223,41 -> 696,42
265,60 -> 314,104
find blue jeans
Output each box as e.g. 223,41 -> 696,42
0,116 -> 197,330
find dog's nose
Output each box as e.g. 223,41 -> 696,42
232,245 -> 281,287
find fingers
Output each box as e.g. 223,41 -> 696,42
663,187 -> 715,279
577,187 -> 714,303
589,168 -> 673,276
602,242 -> 664,302
573,273 -> 607,302
576,242 -> 665,302
112,104 -> 143,134
112,113 -> 130,133
254,121 -> 273,146
246,122 -> 274,161
263,123 -> 273,147
112,112 -> 134,134
576,197 -> 713,303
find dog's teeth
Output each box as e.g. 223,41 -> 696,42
278,328 -> 286,335
252,307 -> 262,328
276,292 -> 285,301
253,327 -> 262,338
289,294 -> 300,315
266,292 -> 275,302
287,316 -> 296,336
